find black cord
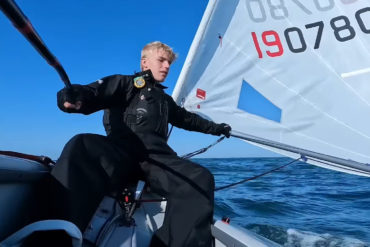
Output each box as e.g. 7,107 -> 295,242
181,136 -> 226,159
215,157 -> 301,191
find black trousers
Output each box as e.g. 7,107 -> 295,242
50,133 -> 214,247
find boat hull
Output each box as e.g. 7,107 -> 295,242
0,155 -> 50,240
0,154 -> 280,246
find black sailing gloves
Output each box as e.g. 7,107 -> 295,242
57,84 -> 93,114
214,123 -> 231,138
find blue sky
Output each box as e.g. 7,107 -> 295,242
0,0 -> 276,159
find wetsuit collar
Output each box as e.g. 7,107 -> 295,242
135,70 -> 168,89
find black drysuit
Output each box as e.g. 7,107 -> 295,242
52,70 -> 226,247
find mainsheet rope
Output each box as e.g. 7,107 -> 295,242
178,136 -> 302,191
214,157 -> 302,191
180,136 -> 226,159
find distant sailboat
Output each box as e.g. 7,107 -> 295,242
173,0 -> 370,177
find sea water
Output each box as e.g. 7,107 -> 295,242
194,157 -> 370,247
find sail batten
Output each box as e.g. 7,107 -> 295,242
341,67 -> 370,78
173,0 -> 370,176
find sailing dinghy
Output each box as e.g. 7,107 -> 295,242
1,0 -> 370,246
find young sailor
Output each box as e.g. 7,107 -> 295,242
53,41 -> 231,246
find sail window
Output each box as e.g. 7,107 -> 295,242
238,80 -> 282,123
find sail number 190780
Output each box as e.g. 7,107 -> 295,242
249,4 -> 369,58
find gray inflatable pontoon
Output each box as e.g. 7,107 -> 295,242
0,154 -> 280,247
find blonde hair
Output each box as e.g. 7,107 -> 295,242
141,41 -> 177,67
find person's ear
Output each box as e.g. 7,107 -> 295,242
141,58 -> 147,71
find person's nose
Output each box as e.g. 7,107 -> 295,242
163,60 -> 170,70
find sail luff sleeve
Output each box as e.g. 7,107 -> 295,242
172,0 -> 217,103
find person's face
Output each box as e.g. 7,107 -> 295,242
141,48 -> 171,82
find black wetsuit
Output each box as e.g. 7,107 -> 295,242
52,70 -> 225,246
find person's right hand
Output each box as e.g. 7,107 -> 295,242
57,85 -> 84,112
63,101 -> 82,110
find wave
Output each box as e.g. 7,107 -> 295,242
243,224 -> 369,247
285,228 -> 369,247
197,157 -> 370,245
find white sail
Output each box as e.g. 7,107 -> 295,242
173,0 -> 370,176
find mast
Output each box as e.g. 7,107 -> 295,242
172,0 -> 217,103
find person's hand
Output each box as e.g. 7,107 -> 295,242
63,101 -> 82,110
57,85 -> 84,112
215,123 -> 231,138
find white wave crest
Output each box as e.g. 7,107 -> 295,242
285,228 -> 368,247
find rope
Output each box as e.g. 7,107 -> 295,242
181,136 -> 226,159
214,157 -> 302,191
166,125 -> 174,141
0,150 -> 55,167
166,119 -> 300,192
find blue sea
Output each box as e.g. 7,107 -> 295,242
194,157 -> 370,247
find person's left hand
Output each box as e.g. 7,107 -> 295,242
215,123 -> 231,138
